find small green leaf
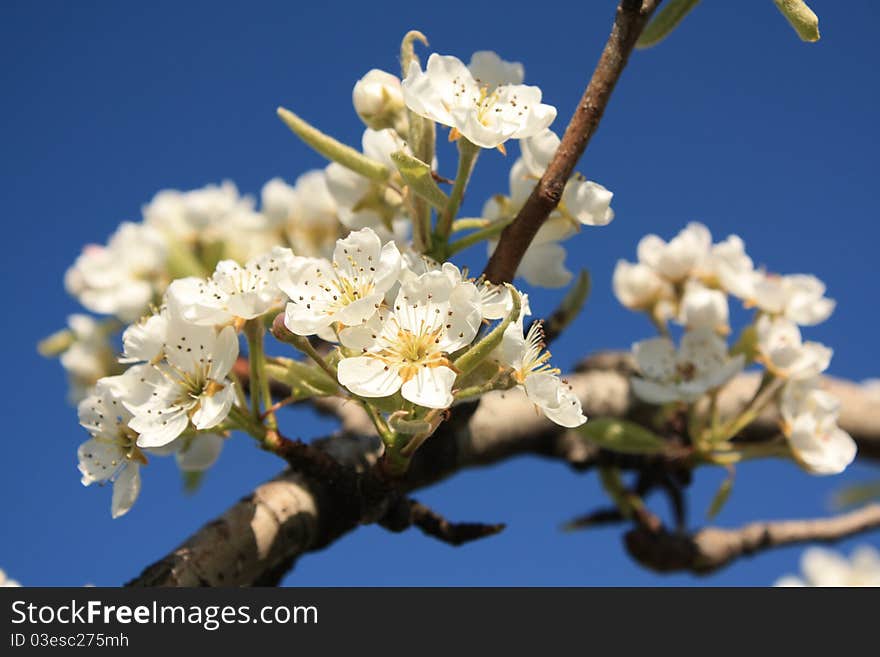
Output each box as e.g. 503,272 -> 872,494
637,0 -> 702,50
707,470 -> 735,519
182,470 -> 206,495
832,480 -> 880,510
390,150 -> 449,210
541,269 -> 591,343
577,418 -> 667,455
277,107 -> 390,182
773,0 -> 820,42
730,324 -> 758,362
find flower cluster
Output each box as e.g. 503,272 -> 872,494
615,222 -> 855,475
776,545 -> 880,587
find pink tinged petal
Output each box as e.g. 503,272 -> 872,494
400,366 -> 456,409
191,385 -> 235,430
337,356 -> 403,398
210,326 -> 239,380
176,434 -> 225,472
133,408 -> 189,449
111,463 -> 141,519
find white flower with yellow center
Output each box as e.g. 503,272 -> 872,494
122,314 -> 239,448
336,268 -> 482,409
280,228 -> 402,337
167,247 -> 293,326
77,374 -> 147,518
495,304 -> 586,428
401,53 -> 556,149
631,329 -> 745,404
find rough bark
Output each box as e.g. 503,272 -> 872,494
129,352 -> 880,586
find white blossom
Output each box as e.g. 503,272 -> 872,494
751,273 -> 835,326
756,315 -> 831,380
519,130 -> 614,226
121,309 -> 168,364
324,129 -> 410,240
637,222 -> 712,283
337,266 -> 482,409
59,314 -> 115,402
122,313 -> 239,448
0,570 -> 21,587
612,260 -> 671,311
142,181 -> 253,245
260,172 -> 340,257
352,69 -> 406,131
631,329 -> 745,404
167,247 -> 293,326
699,234 -> 755,299
678,280 -> 729,333
495,305 -> 586,428
779,377 -> 855,474
402,53 -> 556,149
468,50 -> 524,88
64,222 -> 167,322
776,546 -> 880,587
77,375 -> 145,518
280,228 -> 402,337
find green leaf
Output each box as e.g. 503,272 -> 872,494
707,470 -> 735,519
577,418 -> 667,455
541,269 -> 591,342
832,480 -> 880,510
730,324 -> 758,362
390,150 -> 449,210
773,0 -> 820,42
265,358 -> 338,398
182,470 -> 206,495
637,0 -> 702,49
277,107 -> 390,182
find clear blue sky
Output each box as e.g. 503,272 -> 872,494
2,0 -> 878,586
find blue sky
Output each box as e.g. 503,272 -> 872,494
1,0 -> 878,586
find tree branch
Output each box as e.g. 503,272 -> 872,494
379,497 -> 506,546
624,503 -> 880,574
483,0 -> 662,284
128,352 -> 880,586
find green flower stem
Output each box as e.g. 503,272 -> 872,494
447,216 -> 514,257
714,374 -> 782,443
702,440 -> 790,466
453,285 -> 520,377
291,335 -> 339,383
244,319 -> 276,430
437,139 -> 480,242
228,404 -> 267,441
451,218 -> 490,233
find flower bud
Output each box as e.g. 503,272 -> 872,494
352,69 -> 407,132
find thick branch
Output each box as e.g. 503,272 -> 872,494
483,0 -> 661,284
129,353 -> 879,586
625,503 -> 880,574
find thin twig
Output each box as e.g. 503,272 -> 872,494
380,497 -> 506,546
483,0 -> 662,283
624,503 -> 880,574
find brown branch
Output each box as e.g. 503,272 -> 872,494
483,0 -> 662,284
624,503 -> 880,575
379,497 -> 506,546
127,353 -> 880,586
